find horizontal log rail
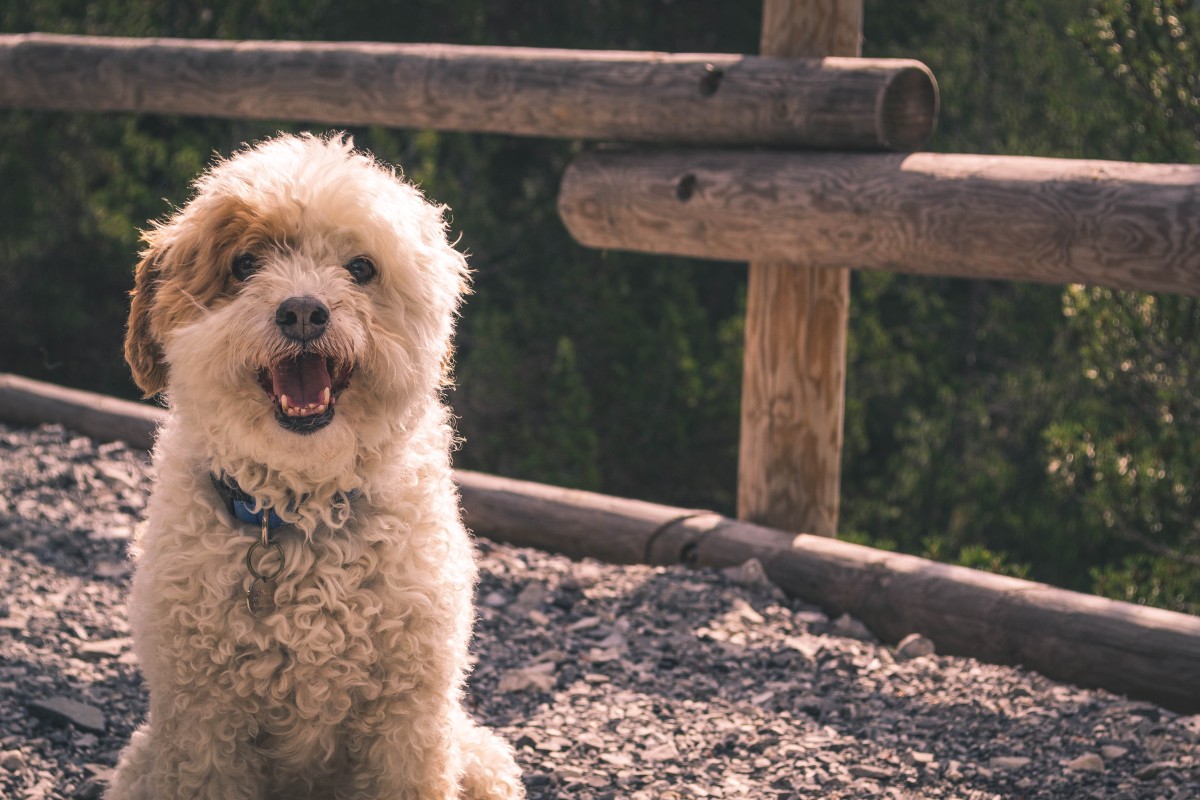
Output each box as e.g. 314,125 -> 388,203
2,372 -> 1199,712
558,149 -> 1200,296
0,373 -> 164,450
0,32 -> 937,150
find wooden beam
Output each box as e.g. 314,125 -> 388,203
0,32 -> 936,150
558,150 -> 1200,296
3,373 -> 1198,713
736,0 -> 860,536
0,373 -> 162,450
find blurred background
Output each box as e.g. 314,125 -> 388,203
1,0 -> 1197,612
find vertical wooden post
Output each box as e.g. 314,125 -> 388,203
737,0 -> 861,535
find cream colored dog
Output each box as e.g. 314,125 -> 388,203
107,134 -> 523,800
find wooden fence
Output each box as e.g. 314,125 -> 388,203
2,0 -> 1199,709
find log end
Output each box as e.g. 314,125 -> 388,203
880,63 -> 939,151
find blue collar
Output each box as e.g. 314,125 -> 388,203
210,473 -> 363,531
210,473 -> 289,530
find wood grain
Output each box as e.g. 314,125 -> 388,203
558,149 -> 1200,296
0,373 -> 163,450
3,372 -> 1198,712
0,32 -> 936,150
738,262 -> 848,534
737,0 -> 861,536
761,0 -> 863,57
455,469 -> 701,565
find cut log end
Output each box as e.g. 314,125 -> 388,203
880,64 -> 938,151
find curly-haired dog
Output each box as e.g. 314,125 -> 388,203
107,134 -> 524,800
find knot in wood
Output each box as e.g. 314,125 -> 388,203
676,173 -> 698,202
698,63 -> 724,97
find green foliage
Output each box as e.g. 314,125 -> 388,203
1093,554 -> 1200,615
1072,0 -> 1200,161
1046,287 -> 1200,611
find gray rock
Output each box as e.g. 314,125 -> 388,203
1,748 -> 24,771
830,613 -> 874,641
1135,761 -> 1178,780
793,609 -> 829,626
73,775 -> 109,800
76,637 -> 133,661
721,558 -> 776,591
848,764 -> 895,781
1063,752 -> 1104,772
27,697 -> 107,734
895,632 -> 936,660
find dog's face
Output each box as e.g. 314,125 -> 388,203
125,134 -> 467,475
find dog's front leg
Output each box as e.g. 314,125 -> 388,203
336,696 -> 463,800
107,691 -> 267,800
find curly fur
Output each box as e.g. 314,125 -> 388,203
107,134 -> 524,800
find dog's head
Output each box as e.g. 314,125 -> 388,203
125,134 -> 468,476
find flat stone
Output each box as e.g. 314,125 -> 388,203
497,665 -> 556,693
27,696 -> 106,734
510,583 -> 549,612
1063,753 -> 1104,772
896,633 -> 936,660
1100,745 -> 1128,760
849,764 -> 895,781
1,748 -> 24,770
990,756 -> 1032,770
721,558 -> 776,591
76,637 -> 133,661
831,613 -> 874,641
793,609 -> 829,626
1135,762 -> 1178,780
72,775 -> 108,800
566,615 -> 602,633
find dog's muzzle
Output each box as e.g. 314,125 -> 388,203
256,296 -> 354,434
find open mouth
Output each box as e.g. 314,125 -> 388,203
256,354 -> 353,434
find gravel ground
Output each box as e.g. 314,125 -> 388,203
1,421 -> 1198,800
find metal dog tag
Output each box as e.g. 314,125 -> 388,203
245,535 -> 284,618
247,577 -> 277,616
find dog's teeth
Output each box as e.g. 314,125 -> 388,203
316,403 -> 327,414
280,395 -> 291,412
322,387 -> 331,405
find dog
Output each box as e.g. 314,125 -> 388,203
107,133 -> 524,800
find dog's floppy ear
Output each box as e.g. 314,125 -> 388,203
124,241 -> 168,398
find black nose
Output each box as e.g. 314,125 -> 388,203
275,295 -> 329,342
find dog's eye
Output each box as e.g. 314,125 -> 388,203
345,256 -> 377,285
232,253 -> 261,282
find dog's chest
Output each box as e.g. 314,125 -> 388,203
234,545 -> 388,717
267,562 -> 380,652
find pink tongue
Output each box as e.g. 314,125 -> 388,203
271,354 -> 331,408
